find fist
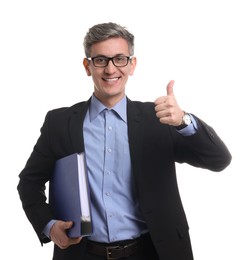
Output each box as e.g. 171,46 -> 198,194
50,220 -> 82,249
154,80 -> 184,126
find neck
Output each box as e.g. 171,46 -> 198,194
93,93 -> 125,108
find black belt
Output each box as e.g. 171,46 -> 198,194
86,236 -> 144,259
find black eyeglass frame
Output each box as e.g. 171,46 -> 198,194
87,55 -> 133,68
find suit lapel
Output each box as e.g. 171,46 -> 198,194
127,98 -> 144,179
69,99 -> 91,153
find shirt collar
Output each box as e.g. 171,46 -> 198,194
89,94 -> 127,123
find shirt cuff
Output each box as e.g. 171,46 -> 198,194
176,114 -> 198,136
42,219 -> 57,239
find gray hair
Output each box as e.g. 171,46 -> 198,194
83,22 -> 134,57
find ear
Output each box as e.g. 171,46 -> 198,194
129,56 -> 137,76
83,58 -> 91,76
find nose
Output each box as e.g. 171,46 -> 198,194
104,59 -> 116,73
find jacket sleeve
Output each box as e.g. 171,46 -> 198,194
17,111 -> 56,244
173,115 -> 232,172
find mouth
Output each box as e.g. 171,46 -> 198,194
102,77 -> 120,82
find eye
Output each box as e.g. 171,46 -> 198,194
94,57 -> 108,65
114,56 -> 127,64
115,56 -> 125,62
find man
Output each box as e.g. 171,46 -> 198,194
17,22 -> 232,260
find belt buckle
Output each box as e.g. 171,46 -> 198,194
106,245 -> 121,260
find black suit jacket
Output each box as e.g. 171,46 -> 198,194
17,98 -> 231,260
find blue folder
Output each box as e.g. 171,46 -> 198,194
49,153 -> 93,238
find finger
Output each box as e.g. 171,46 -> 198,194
154,96 -> 166,106
69,236 -> 83,246
166,80 -> 175,96
63,221 -> 73,230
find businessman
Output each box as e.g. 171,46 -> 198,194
17,22 -> 232,260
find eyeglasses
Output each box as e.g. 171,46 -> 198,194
87,55 -> 133,68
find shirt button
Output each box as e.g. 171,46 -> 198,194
105,192 -> 110,196
108,126 -> 112,130
105,170 -> 110,175
108,148 -> 112,153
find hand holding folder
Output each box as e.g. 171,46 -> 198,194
49,153 -> 93,238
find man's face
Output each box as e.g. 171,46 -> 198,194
83,37 -> 136,107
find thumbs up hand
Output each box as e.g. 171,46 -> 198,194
154,80 -> 184,126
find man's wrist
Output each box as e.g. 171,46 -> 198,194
42,219 -> 57,239
175,112 -> 192,130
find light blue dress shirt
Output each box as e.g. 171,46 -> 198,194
83,95 -> 148,242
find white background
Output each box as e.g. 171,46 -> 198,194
0,0 -> 246,259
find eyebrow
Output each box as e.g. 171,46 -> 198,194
92,53 -> 127,58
